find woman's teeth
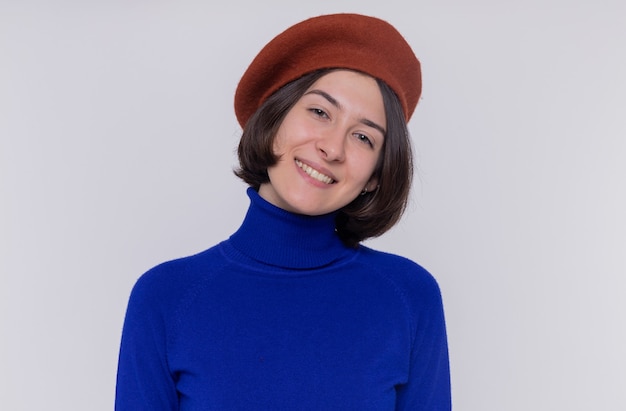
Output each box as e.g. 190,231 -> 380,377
295,160 -> 334,184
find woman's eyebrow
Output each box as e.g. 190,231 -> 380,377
304,89 -> 340,108
303,89 -> 386,135
361,118 -> 386,136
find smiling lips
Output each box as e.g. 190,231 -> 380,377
295,159 -> 335,184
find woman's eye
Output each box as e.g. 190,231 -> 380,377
355,133 -> 373,147
310,108 -> 328,118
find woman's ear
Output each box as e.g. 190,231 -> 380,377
365,177 -> 379,193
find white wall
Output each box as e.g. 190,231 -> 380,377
1,1 -> 624,410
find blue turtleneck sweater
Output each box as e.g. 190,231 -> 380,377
115,188 -> 451,410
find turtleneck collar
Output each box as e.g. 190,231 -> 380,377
227,188 -> 354,270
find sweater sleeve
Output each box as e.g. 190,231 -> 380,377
115,268 -> 179,410
396,270 -> 452,411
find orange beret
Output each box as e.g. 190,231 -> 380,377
234,13 -> 421,128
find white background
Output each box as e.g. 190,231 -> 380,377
1,1 -> 625,410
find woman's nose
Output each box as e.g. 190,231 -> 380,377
316,129 -> 346,162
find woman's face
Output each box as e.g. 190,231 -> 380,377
258,70 -> 385,216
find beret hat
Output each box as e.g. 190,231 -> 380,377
234,13 -> 421,128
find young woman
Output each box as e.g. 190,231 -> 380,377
116,13 -> 451,410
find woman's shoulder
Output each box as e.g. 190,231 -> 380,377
356,244 -> 443,303
357,244 -> 432,276
126,244 -> 226,310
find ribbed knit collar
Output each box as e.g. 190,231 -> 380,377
228,188 -> 353,270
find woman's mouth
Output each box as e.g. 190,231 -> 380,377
295,159 -> 335,184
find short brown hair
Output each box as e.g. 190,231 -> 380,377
234,69 -> 413,248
